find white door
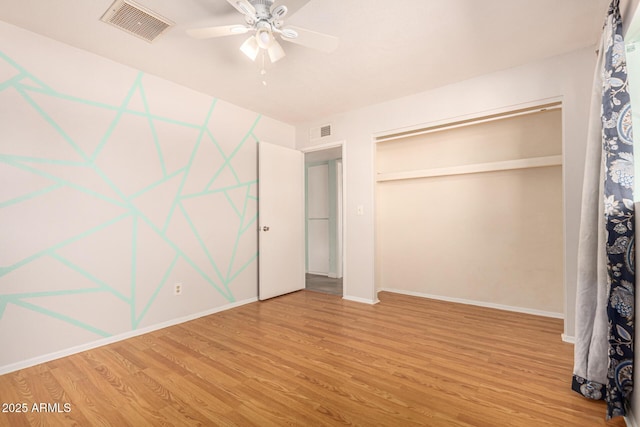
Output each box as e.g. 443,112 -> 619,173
258,141 -> 305,300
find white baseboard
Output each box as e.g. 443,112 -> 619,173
561,334 -> 575,344
380,288 -> 564,319
626,409 -> 638,427
306,272 -> 342,279
342,295 -> 379,305
0,297 -> 258,376
307,271 -> 327,276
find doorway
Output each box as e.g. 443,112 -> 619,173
304,144 -> 344,296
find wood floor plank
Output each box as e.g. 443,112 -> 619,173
0,373 -> 32,427
49,367 -> 127,427
0,290 -> 627,426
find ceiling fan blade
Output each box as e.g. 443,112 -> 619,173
272,0 -> 311,18
280,26 -> 339,53
271,5 -> 288,20
226,0 -> 256,17
186,25 -> 249,39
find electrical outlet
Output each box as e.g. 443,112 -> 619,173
174,283 -> 182,296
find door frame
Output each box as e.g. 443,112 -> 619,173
302,141 -> 347,298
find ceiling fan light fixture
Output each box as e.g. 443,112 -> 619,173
256,27 -> 273,49
240,35 -> 260,61
268,40 -> 286,63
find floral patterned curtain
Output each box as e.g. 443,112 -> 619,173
572,0 -> 635,419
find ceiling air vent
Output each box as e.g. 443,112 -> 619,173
101,0 -> 174,43
310,124 -> 332,140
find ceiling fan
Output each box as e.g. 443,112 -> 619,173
186,0 -> 339,63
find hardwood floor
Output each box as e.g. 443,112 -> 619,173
0,291 -> 627,426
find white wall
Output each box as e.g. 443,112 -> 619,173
296,47 -> 596,335
624,0 -> 640,34
0,21 -> 294,372
306,164 -> 330,274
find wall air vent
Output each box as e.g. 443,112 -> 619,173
321,124 -> 332,137
310,124 -> 332,140
101,0 -> 174,43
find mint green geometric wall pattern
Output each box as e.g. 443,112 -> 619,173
0,46 -> 262,354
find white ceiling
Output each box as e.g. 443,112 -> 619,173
0,0 -> 609,124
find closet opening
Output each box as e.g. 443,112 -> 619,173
375,102 -> 565,319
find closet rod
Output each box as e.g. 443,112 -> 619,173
376,155 -> 562,182
375,102 -> 561,144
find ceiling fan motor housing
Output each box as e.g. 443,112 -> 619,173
251,0 -> 275,19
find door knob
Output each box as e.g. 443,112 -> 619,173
262,226 -> 270,232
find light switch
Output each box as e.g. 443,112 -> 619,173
357,205 -> 364,216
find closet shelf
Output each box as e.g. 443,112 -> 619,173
376,154 -> 562,182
